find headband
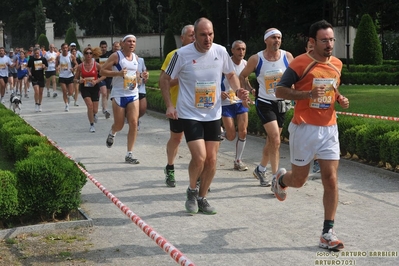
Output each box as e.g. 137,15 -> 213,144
122,34 -> 136,42
264,30 -> 282,40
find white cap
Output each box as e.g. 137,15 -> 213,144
70,42 -> 76,46
9,48 -> 14,53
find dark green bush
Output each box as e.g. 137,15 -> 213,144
37,33 -> 49,51
163,28 -> 177,59
0,120 -> 38,159
15,145 -> 87,220
13,134 -> 49,161
144,57 -> 163,70
0,170 -> 19,220
353,14 -> 383,65
146,88 -> 167,113
380,131 -> 399,168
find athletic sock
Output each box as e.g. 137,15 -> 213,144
323,220 -> 334,234
258,164 -> 267,172
166,164 -> 174,170
235,138 -> 246,162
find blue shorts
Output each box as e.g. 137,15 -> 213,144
113,96 -> 137,108
222,103 -> 248,118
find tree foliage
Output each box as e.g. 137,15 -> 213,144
163,28 -> 177,59
353,14 -> 383,65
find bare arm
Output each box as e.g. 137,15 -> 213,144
239,55 -> 258,95
99,52 -> 125,78
159,71 -> 178,119
225,71 -> 250,108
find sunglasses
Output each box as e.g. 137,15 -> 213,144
85,52 -> 93,55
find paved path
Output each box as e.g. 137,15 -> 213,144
15,88 -> 399,266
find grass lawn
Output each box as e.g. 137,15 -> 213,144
337,85 -> 399,117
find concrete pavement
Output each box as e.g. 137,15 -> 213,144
13,87 -> 399,266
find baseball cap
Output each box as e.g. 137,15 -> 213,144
70,42 -> 76,46
9,48 -> 14,53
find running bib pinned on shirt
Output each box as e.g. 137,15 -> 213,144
123,70 -> 137,91
34,60 -> 43,70
60,63 -> 68,71
99,58 -> 107,66
84,77 -> 95,87
309,78 -> 337,109
195,81 -> 216,108
0,63 -> 5,70
264,69 -> 283,94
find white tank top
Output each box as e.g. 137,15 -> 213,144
110,51 -> 139,98
256,50 -> 289,102
58,53 -> 74,78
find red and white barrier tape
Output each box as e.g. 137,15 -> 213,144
336,111 -> 399,122
29,125 -> 195,266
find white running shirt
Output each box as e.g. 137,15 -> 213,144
165,43 -> 235,121
45,51 -> 57,72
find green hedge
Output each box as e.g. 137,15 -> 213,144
0,105 -> 87,225
0,170 -> 19,220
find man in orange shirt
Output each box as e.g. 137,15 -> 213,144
275,20 -> 349,251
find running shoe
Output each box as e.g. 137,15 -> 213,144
24,94 -> 29,98
164,167 -> 176,187
319,229 -> 344,251
234,160 -> 248,171
313,160 -> 321,173
38,105 -> 42,112
74,101 -> 79,106
185,187 -> 199,214
90,125 -> 95,133
104,110 -> 111,119
47,91 -> 50,97
125,153 -> 139,164
197,198 -> 217,215
65,104 -> 69,112
106,133 -> 114,148
253,166 -> 271,187
220,127 -> 225,141
271,168 -> 287,201
53,92 -> 57,98
35,104 -> 39,112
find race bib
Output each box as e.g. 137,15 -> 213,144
123,70 -> 137,90
309,78 -> 337,109
34,60 -> 43,70
84,77 -> 95,87
60,63 -> 68,71
0,63 -> 5,70
195,81 -> 216,108
99,58 -> 107,66
264,69 -> 283,94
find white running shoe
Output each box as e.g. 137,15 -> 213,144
89,125 -> 95,133
65,104 -> 69,112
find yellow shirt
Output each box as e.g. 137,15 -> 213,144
161,49 -> 179,107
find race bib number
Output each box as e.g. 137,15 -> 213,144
99,58 -> 107,66
309,78 -> 337,109
34,60 -> 43,70
124,70 -> 137,90
264,69 -> 283,94
60,63 -> 68,71
195,81 -> 216,108
84,77 -> 95,87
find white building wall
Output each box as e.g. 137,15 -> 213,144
54,34 -> 182,58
